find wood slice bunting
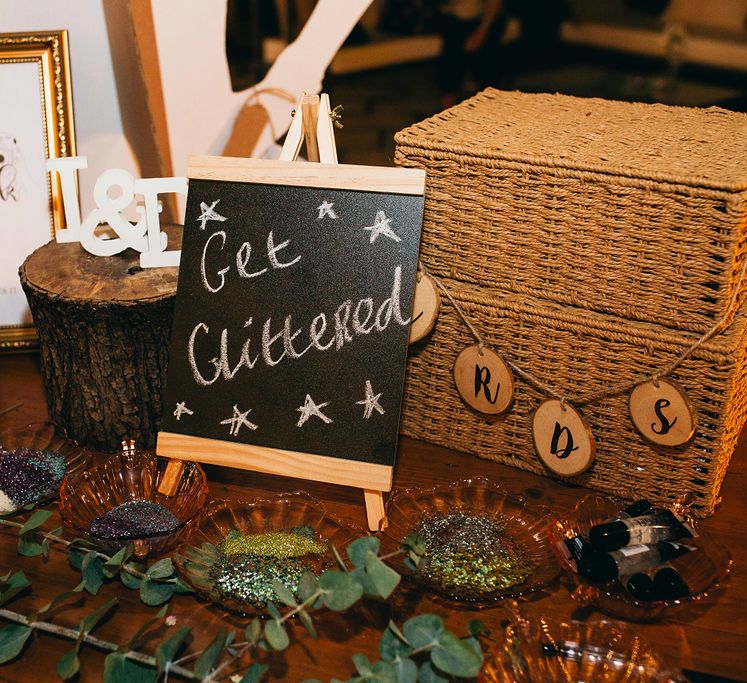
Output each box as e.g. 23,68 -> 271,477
408,273 -> 440,343
532,399 -> 595,477
629,379 -> 696,446
453,344 -> 514,414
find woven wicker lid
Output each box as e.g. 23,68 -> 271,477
395,89 -> 747,192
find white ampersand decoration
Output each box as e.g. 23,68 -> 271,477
46,156 -> 187,268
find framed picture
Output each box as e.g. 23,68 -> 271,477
0,30 -> 76,351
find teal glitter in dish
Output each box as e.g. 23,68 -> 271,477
209,525 -> 330,608
413,513 -> 532,598
0,448 -> 67,512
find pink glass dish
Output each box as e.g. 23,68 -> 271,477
0,421 -> 91,512
59,450 -> 208,558
549,493 -> 732,621
380,477 -> 560,603
174,492 -> 363,615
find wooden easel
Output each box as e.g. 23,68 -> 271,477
159,94 -> 389,531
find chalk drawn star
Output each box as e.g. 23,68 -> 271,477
296,394 -> 333,427
173,401 -> 194,421
220,404 -> 258,436
197,199 -> 227,230
363,210 -> 400,244
317,200 -> 338,220
356,380 -> 385,420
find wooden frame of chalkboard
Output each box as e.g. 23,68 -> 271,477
157,155 -> 425,530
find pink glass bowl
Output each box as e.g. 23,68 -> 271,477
479,614 -> 686,682
174,492 -> 363,615
59,450 -> 208,558
548,493 -> 732,622
0,421 -> 91,513
380,477 -> 560,603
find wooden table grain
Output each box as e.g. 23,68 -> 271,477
1,353 -> 745,682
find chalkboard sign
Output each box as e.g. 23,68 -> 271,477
157,156 -> 425,525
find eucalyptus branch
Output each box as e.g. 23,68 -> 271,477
0,607 -> 197,679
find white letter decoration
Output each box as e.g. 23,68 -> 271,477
47,156 -> 187,268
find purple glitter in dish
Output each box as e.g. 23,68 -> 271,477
89,500 -> 180,539
0,448 -> 66,510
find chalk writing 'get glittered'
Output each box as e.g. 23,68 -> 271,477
200,229 -> 301,293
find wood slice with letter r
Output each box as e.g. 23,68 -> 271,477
532,398 -> 595,477
453,344 -> 514,414
19,226 -> 181,450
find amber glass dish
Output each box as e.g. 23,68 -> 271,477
0,422 -> 91,513
380,477 -> 559,603
174,492 -> 362,615
549,493 -> 732,621
59,451 -> 208,558
479,615 -> 686,682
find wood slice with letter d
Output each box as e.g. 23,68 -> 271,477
19,226 -> 181,451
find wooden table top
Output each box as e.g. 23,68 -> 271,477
1,353 -> 745,682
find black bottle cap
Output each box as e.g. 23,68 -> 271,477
588,520 -> 629,552
625,573 -> 656,601
578,551 -> 618,583
654,567 -> 690,600
621,500 -> 655,518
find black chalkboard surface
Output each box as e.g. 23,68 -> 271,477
157,157 -> 425,516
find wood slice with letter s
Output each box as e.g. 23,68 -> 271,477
629,379 -> 696,446
19,227 -> 181,451
532,398 -> 595,477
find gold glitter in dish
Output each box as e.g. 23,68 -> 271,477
219,527 -> 326,558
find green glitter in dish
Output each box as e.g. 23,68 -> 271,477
413,513 -> 532,597
210,527 -> 330,608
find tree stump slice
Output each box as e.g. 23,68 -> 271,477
19,226 -> 181,451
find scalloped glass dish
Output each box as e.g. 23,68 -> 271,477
59,450 -> 208,558
0,422 -> 91,514
479,615 -> 686,682
173,493 -> 363,616
549,494 -> 732,622
379,478 -> 559,603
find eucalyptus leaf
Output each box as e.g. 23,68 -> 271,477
103,652 -> 157,683
139,578 -> 175,606
319,571 -> 363,611
80,596 -> 119,635
104,545 -> 133,575
120,566 -> 142,590
246,618 -> 262,646
193,626 -> 227,679
350,566 -> 377,596
266,601 -> 282,620
403,615 -> 444,650
0,624 -> 31,664
146,558 -> 174,580
33,590 -> 82,619
264,619 -> 290,651
17,535 -> 44,558
239,662 -> 270,683
402,532 -> 426,556
56,649 -> 80,680
124,605 -> 168,650
68,548 -> 86,571
363,552 -> 400,599
81,552 -> 105,595
19,509 -> 52,534
371,660 -> 397,682
417,661 -> 449,683
391,656 -> 417,683
347,536 -> 380,568
330,544 -> 347,570
156,626 -> 191,674
272,580 -> 297,607
172,578 -> 193,594
430,630 -> 483,677
0,571 -> 30,607
379,627 -> 412,660
297,607 -> 317,639
297,571 -> 319,602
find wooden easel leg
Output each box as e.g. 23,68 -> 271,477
363,489 -> 386,531
158,459 -> 185,496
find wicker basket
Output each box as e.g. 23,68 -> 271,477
401,279 -> 747,516
394,89 -> 747,334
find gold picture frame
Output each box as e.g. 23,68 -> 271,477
0,30 -> 76,351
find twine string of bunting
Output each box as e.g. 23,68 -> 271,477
419,254 -> 747,407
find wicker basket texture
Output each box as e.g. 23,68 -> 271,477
394,89 -> 747,334
401,279 -> 747,516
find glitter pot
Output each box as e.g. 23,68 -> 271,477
380,477 -> 560,603
60,450 -> 207,558
0,422 -> 90,514
174,494 -> 363,616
